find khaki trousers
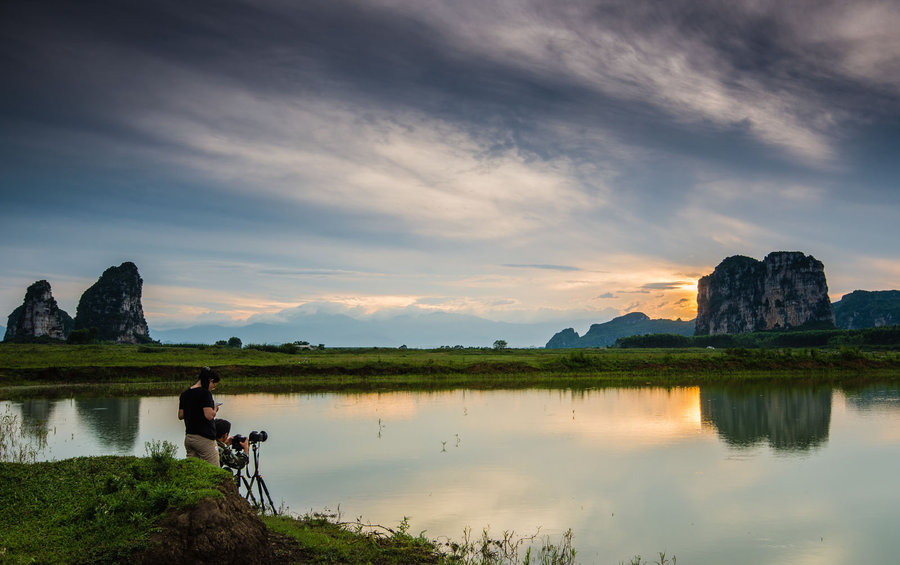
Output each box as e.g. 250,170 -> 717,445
184,434 -> 219,466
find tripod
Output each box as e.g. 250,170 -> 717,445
237,441 -> 277,514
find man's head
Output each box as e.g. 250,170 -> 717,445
199,366 -> 220,390
215,418 -> 231,441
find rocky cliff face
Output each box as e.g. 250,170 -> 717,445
73,262 -> 151,344
4,280 -> 73,341
546,327 -> 581,349
695,252 -> 834,335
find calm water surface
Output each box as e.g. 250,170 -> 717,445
6,384 -> 900,564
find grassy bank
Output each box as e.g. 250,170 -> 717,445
1,343 -> 899,399
0,454 -> 226,563
0,451 -> 584,565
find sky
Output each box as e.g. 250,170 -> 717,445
2,0 -> 900,332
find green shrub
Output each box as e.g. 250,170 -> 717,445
144,439 -> 179,476
244,343 -> 300,354
67,327 -> 99,344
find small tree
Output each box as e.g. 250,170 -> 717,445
67,327 -> 98,344
227,336 -> 242,348
493,339 -> 508,350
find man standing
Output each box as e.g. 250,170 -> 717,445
177,367 -> 220,465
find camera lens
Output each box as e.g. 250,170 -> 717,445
249,430 -> 268,443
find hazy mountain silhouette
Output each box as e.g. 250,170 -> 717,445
151,311 -> 595,349
833,290 -> 900,329
546,312 -> 695,348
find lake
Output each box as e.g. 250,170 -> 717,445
5,384 -> 900,564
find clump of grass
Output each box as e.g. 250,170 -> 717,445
144,438 -> 179,476
620,552 -> 676,565
557,351 -> 598,370
441,525 -> 576,565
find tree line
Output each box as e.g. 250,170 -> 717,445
615,326 -> 900,349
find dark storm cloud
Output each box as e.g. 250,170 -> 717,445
4,0 -> 899,219
2,1 -> 561,137
7,0 -> 893,173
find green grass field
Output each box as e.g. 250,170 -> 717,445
1,343 -> 898,399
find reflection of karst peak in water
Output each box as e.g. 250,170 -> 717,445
843,384 -> 900,411
700,387 -> 831,452
75,398 -> 141,452
18,398 -> 55,434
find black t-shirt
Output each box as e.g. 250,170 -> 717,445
179,387 -> 216,439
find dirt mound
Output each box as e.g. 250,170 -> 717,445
134,480 -> 274,565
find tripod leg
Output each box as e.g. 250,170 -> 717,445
243,443 -> 275,514
257,475 -> 278,515
242,474 -> 259,506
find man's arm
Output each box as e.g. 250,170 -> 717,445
177,408 -> 184,420
219,439 -> 249,470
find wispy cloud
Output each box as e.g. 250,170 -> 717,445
502,264 -> 581,272
641,282 -> 692,291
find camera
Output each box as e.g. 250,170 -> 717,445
229,431 -> 267,449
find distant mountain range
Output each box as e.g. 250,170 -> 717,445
833,290 -> 900,329
100,289 -> 900,349
150,311 -> 596,349
545,312 -> 695,348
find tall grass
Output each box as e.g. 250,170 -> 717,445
0,406 -> 48,463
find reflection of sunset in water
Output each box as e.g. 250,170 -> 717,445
228,388 -> 712,449
222,391 -> 433,422
547,387 -> 708,448
5,384 -> 900,565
